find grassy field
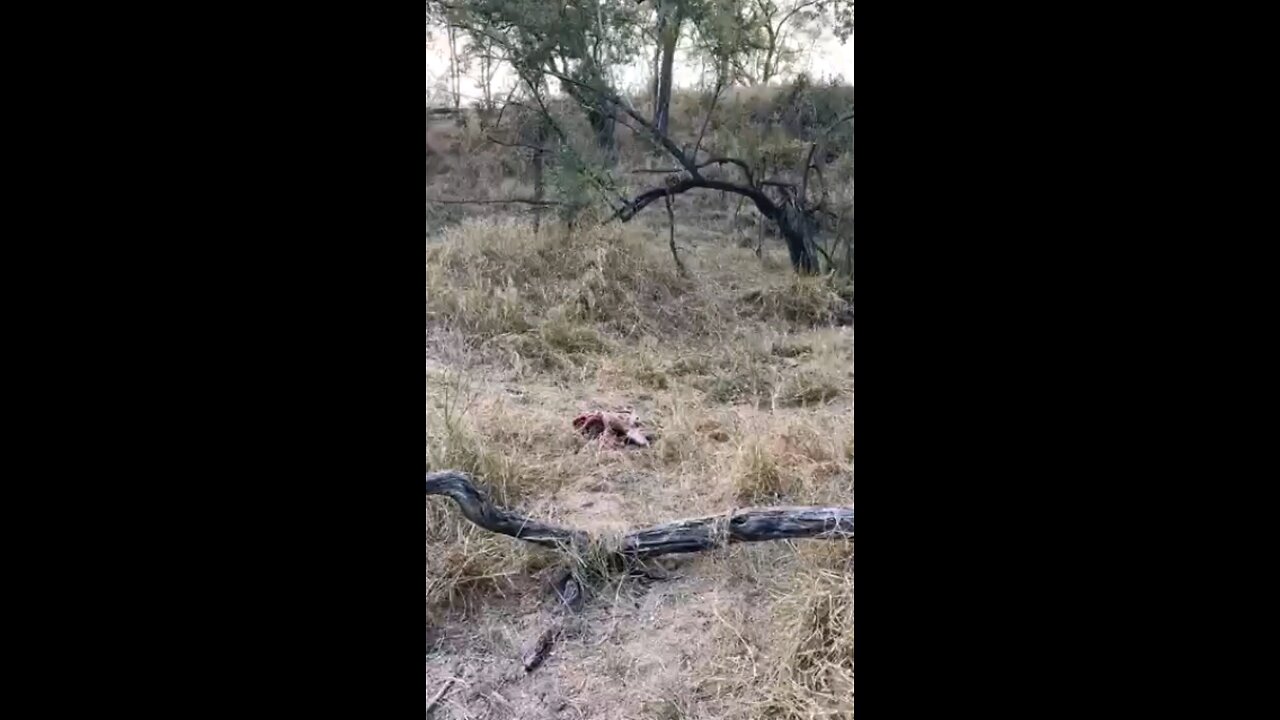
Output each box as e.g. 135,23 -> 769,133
426,214 -> 854,718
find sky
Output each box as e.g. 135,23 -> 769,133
425,25 -> 853,106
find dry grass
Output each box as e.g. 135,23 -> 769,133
757,544 -> 855,719
740,275 -> 851,326
427,213 -> 853,717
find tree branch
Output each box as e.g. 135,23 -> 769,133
691,77 -> 724,163
799,141 -> 819,208
612,174 -> 783,223
485,135 -> 551,154
626,158 -> 753,186
536,66 -> 701,175
700,157 -> 755,186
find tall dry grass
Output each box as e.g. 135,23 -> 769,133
426,215 -> 853,718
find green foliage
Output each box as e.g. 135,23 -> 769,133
427,0 -> 854,278
547,144 -> 594,222
826,0 -> 855,43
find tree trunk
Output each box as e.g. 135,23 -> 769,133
446,25 -> 461,111
776,203 -> 819,273
532,121 -> 547,234
480,47 -> 493,112
586,103 -> 617,164
586,6 -> 617,162
651,40 -> 661,117
762,25 -> 778,85
653,2 -> 680,136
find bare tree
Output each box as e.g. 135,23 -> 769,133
744,0 -> 823,85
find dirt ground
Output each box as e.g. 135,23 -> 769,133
427,219 -> 854,719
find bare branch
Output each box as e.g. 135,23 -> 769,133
492,82 -> 523,129
799,141 -> 819,208
486,135 -> 551,154
811,238 -> 834,269
700,157 -> 755,186
536,66 -> 700,175
626,157 -> 753,185
611,173 -> 786,225
827,112 -> 855,132
665,190 -> 687,277
691,77 -> 724,163
809,162 -> 830,210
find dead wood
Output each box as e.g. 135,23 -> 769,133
425,471 -> 854,560
665,190 -> 686,277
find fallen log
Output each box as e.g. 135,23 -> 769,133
425,471 -> 854,560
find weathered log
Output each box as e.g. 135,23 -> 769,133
425,471 -> 853,560
425,471 -> 588,550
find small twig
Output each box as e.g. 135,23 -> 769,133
665,190 -> 687,277
491,83 -> 522,129
691,77 -> 724,162
485,135 -> 552,154
426,679 -> 455,716
626,157 -> 753,185
811,239 -> 835,269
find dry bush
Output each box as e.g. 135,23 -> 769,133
741,274 -> 853,327
729,413 -> 853,506
540,312 -> 612,355
732,439 -> 791,503
775,365 -> 848,407
426,218 -> 704,343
